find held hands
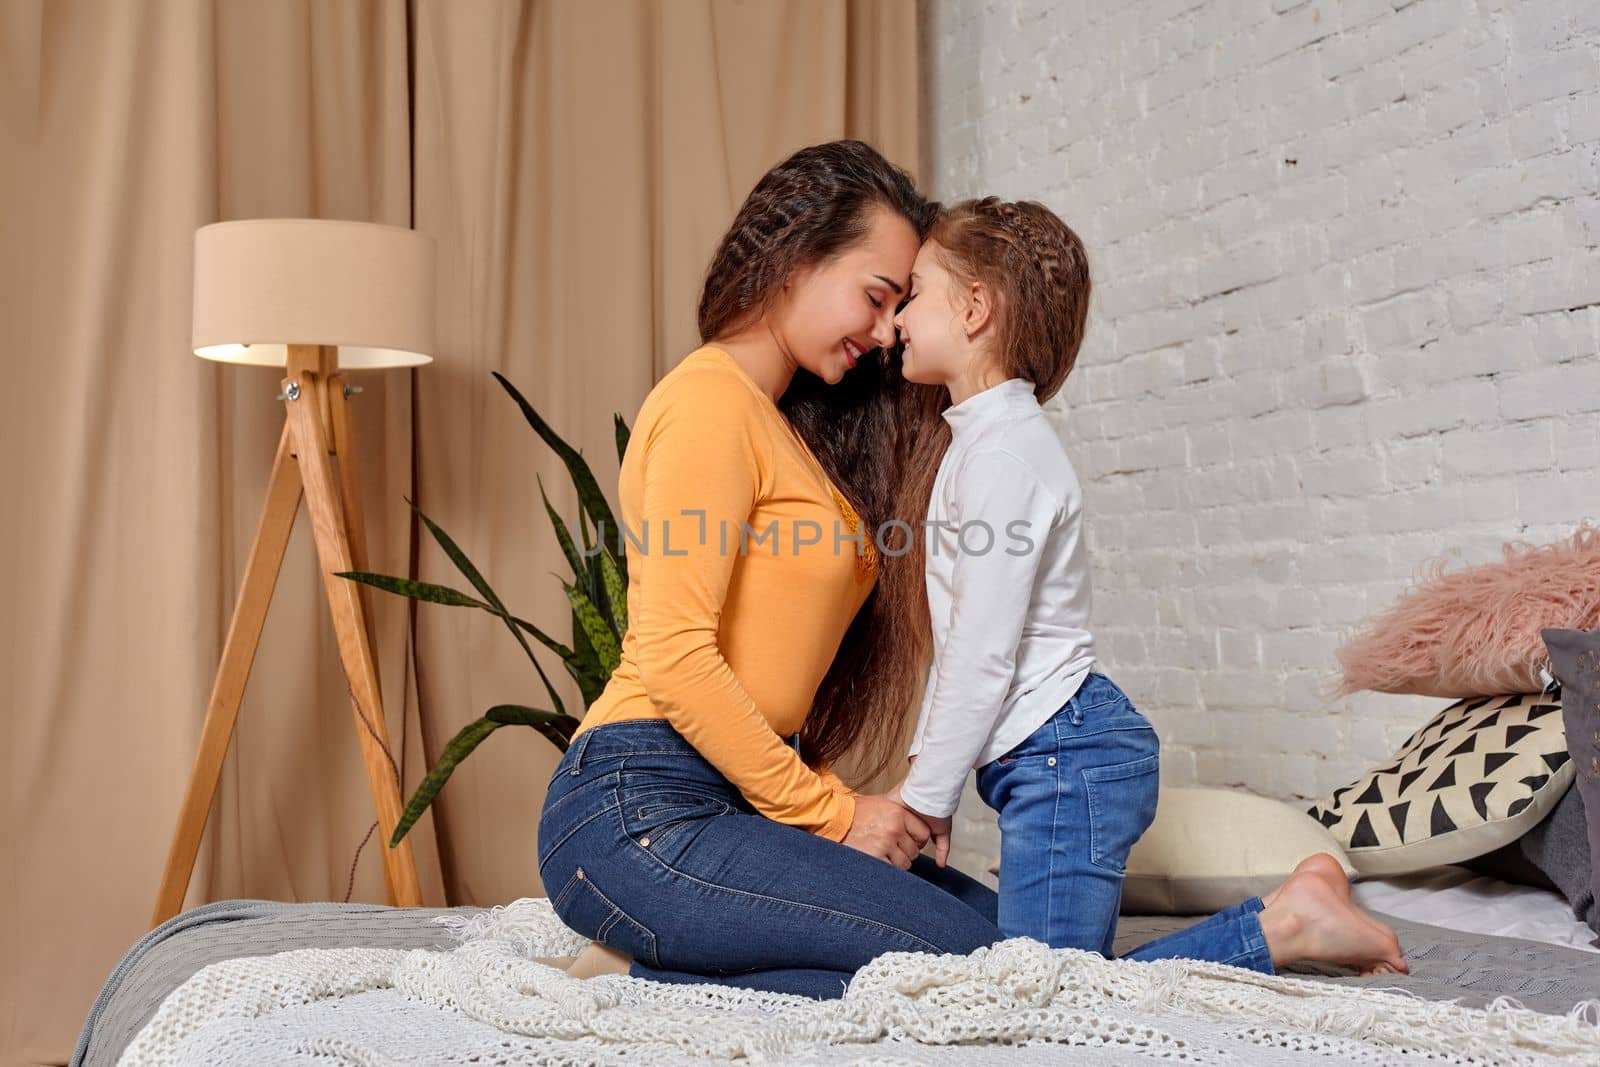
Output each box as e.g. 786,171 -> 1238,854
886,783 -> 952,868
841,794 -> 930,869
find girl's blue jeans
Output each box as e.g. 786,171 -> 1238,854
980,670 -> 1206,956
537,715 -> 1274,1001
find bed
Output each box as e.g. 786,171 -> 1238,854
72,866 -> 1600,1066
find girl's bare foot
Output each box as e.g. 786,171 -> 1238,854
1258,861 -> 1408,976
1260,852 -> 1349,909
1261,854 -> 1406,976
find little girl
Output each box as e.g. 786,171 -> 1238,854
887,197 -> 1161,956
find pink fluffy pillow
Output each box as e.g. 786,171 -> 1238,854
1334,523 -> 1600,699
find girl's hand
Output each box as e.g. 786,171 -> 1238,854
843,794 -> 931,869
886,783 -> 953,868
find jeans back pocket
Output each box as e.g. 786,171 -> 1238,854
1081,744 -> 1160,875
615,780 -> 734,860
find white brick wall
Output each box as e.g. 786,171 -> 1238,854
925,0 -> 1600,884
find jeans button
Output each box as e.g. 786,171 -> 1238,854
1047,757 -> 1057,767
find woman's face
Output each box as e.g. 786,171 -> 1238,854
893,240 -> 968,387
771,206 -> 920,385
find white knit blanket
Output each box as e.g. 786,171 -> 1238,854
118,897 -> 1600,1066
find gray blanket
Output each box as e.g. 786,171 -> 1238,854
73,900 -> 1600,1067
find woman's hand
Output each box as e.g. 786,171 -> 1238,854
843,794 -> 931,869
886,783 -> 953,868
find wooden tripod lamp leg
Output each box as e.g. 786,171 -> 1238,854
327,370 -> 399,902
284,358 -> 423,908
151,420 -> 304,928
328,372 -> 381,671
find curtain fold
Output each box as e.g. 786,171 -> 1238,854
1,1 -> 918,1061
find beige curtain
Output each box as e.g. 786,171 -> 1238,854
0,1 -> 918,1062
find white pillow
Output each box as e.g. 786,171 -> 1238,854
1122,787 -> 1357,914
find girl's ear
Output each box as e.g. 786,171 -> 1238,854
961,280 -> 994,339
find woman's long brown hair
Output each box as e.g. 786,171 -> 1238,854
697,140 -> 945,782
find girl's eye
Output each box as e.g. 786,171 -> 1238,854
867,293 -> 884,309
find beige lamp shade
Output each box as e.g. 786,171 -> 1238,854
192,218 -> 437,369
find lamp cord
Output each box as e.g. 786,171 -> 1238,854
338,668 -> 405,905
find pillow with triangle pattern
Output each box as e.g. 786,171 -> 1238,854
1305,692 -> 1574,876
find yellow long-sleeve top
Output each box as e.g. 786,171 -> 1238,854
574,345 -> 879,842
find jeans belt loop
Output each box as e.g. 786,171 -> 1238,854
569,726 -> 595,775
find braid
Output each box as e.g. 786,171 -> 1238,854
928,197 -> 1092,404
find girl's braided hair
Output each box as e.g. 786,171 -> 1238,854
927,196 -> 1091,404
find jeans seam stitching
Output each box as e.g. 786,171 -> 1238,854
633,836 -> 946,955
567,864 -> 662,968
1046,752 -> 1064,937
538,800 -> 620,879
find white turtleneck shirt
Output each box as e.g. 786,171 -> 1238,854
898,377 -> 1099,820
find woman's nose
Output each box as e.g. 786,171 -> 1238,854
872,311 -> 897,348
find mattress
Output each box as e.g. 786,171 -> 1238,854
73,891 -> 1600,1067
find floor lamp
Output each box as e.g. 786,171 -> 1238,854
151,219 -> 435,928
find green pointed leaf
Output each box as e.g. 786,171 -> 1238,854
571,608 -> 600,673
406,497 -> 568,721
336,571 -> 488,609
598,548 -> 628,637
484,704 -> 580,750
562,607 -> 609,705
538,476 -> 585,582
506,613 -> 576,663
389,716 -> 501,848
491,371 -> 627,582
341,570 -> 600,699
614,413 -> 630,466
565,660 -> 605,706
578,509 -> 607,614
564,582 -> 620,674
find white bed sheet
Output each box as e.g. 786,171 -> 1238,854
1351,864 -> 1600,954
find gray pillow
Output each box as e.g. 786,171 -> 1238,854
1463,779 -> 1596,943
1541,627 -> 1600,944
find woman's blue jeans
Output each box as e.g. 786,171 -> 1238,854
537,717 -> 1274,1000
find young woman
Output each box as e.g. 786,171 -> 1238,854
536,140 -> 1407,999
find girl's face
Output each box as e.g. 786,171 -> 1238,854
770,207 -> 920,385
893,240 -> 971,387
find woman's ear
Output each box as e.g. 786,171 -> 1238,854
961,281 -> 993,339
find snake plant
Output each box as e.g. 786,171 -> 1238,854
338,371 -> 630,847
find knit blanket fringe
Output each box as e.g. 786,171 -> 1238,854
117,897 -> 1600,1065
